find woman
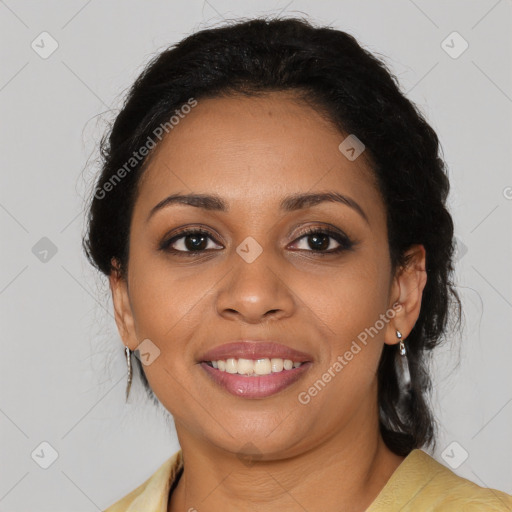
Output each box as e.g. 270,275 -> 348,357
84,17 -> 512,511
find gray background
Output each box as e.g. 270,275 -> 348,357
1,0 -> 511,510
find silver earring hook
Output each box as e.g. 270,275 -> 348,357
396,329 -> 406,356
125,346 -> 132,402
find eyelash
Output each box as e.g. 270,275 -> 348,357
159,226 -> 354,257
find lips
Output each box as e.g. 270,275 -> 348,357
197,340 -> 313,399
200,361 -> 312,398
199,340 -> 313,363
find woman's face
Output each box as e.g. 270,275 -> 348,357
111,91 -> 412,459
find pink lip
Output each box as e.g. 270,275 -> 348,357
200,361 -> 312,399
199,341 -> 313,363
197,340 -> 313,399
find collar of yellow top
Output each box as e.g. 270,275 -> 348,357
366,448 -> 512,510
104,448 -> 512,511
103,450 -> 183,512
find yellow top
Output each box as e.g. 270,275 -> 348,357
103,449 -> 512,511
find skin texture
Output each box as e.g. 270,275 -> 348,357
110,91 -> 427,512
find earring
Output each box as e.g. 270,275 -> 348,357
125,346 -> 132,402
395,330 -> 411,388
397,329 -> 406,356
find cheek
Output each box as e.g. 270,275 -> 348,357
295,267 -> 389,417
303,257 -> 391,402
305,257 -> 390,341
125,258 -> 213,400
127,252 -> 207,337
126,259 -> 210,416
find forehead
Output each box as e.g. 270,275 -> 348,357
134,92 -> 383,219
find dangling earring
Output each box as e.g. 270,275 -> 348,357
396,330 -> 411,389
125,346 -> 132,402
397,329 -> 406,355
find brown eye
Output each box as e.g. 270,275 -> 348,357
290,227 -> 354,254
160,229 -> 223,254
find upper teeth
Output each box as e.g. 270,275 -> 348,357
209,358 -> 302,376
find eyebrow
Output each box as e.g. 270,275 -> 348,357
147,191 -> 369,224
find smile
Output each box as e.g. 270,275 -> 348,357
200,359 -> 312,399
205,357 -> 303,376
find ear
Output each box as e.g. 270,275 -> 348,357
109,259 -> 139,351
384,244 -> 427,346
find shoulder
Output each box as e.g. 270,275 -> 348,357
103,450 -> 183,512
368,449 -> 512,511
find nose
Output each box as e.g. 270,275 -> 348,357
215,249 -> 296,324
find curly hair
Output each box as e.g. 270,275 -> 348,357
83,17 -> 461,457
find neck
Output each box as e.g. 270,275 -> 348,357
168,411 -> 405,512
